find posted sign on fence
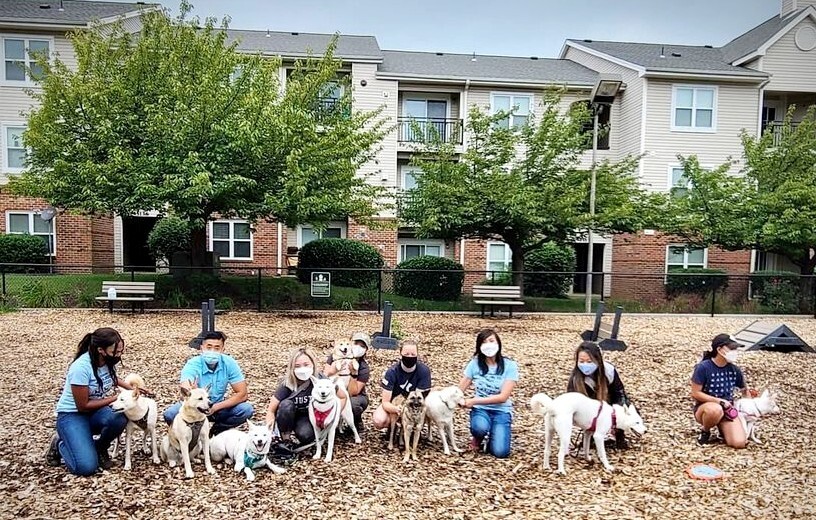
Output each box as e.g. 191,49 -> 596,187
310,272 -> 331,298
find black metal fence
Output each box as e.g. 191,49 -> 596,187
0,263 -> 814,317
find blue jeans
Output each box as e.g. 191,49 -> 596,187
56,407 -> 128,476
470,408 -> 512,459
164,401 -> 254,435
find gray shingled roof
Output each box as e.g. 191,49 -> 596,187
720,9 -> 806,64
380,50 -> 599,85
567,40 -> 767,78
227,30 -> 382,61
0,0 -> 154,26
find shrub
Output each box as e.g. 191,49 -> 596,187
165,287 -> 190,308
0,234 -> 48,272
147,217 -> 191,263
750,271 -> 801,314
481,269 -> 513,286
297,238 -> 383,288
20,279 -> 65,307
524,242 -> 576,297
394,256 -> 464,301
666,268 -> 728,297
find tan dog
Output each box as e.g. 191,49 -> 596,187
423,386 -> 465,456
111,373 -> 160,470
331,339 -> 359,388
401,390 -> 426,462
160,385 -> 216,479
387,394 -> 406,451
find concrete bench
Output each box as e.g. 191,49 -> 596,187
96,281 -> 155,313
473,285 -> 524,317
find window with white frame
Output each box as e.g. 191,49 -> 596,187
669,166 -> 690,197
3,37 -> 50,83
398,240 -> 443,262
400,165 -> 421,191
487,242 -> 512,272
6,211 -> 55,255
666,245 -> 707,272
672,86 -> 716,131
2,125 -> 26,173
299,222 -> 346,246
491,94 -> 532,129
210,220 -> 252,260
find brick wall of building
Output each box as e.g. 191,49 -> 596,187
349,219 -> 398,267
218,220 -> 283,274
91,215 -> 115,272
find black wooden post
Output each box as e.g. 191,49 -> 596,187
257,268 -> 263,313
1,266 -> 5,296
710,277 -> 716,317
377,269 -> 383,314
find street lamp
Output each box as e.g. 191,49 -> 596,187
585,74 -> 623,313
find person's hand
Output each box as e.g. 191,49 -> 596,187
462,398 -> 475,408
208,402 -> 223,415
746,388 -> 759,398
719,399 -> 732,409
138,387 -> 155,398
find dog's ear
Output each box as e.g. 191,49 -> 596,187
180,386 -> 191,398
192,377 -> 199,389
131,389 -> 140,399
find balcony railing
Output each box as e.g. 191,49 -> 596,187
314,97 -> 351,119
762,121 -> 799,146
397,117 -> 463,145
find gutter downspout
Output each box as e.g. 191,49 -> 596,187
276,222 -> 283,275
460,79 -> 470,267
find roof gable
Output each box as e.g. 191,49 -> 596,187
722,5 -> 816,64
227,30 -> 382,61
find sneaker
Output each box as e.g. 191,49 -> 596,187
697,430 -> 712,445
96,446 -> 113,470
45,433 -> 61,467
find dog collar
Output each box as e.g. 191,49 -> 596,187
244,449 -> 266,467
134,409 -> 150,430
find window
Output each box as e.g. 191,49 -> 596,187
400,165 -> 421,191
666,245 -> 707,272
669,166 -> 690,197
2,125 -> 26,173
6,211 -> 55,255
487,242 -> 512,272
2,37 -> 50,83
672,86 -> 716,131
570,100 -> 611,150
209,220 -> 252,260
491,94 -> 532,129
299,221 -> 346,246
398,241 -> 443,262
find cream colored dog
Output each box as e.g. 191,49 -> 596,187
160,385 -> 216,479
331,339 -> 360,389
423,386 -> 465,456
111,373 -> 160,470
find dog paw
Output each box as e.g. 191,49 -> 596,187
246,473 -> 255,482
152,457 -> 161,465
184,472 -> 194,479
124,463 -> 132,471
169,461 -> 177,468
312,453 -> 321,460
603,465 -> 615,473
206,467 -> 216,475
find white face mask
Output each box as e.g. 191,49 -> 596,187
480,341 -> 499,358
352,345 -> 366,358
724,350 -> 739,364
294,366 -> 314,381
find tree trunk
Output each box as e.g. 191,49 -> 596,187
797,250 -> 815,313
510,242 -> 525,296
190,225 -> 208,269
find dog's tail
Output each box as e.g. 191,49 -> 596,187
125,372 -> 145,391
529,393 -> 553,416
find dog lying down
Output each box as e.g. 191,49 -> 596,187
530,392 -> 646,475
210,421 -> 286,481
735,388 -> 781,444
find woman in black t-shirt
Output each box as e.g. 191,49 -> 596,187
266,348 -> 320,444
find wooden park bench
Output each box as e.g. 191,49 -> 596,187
96,281 -> 155,314
580,301 -> 626,351
472,285 -> 525,317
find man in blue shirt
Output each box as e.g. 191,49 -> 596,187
163,331 -> 253,436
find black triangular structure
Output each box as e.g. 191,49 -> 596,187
733,320 -> 814,353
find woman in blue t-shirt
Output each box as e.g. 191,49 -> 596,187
46,327 -> 133,475
458,329 -> 519,458
691,333 -> 752,448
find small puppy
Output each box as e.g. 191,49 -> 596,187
309,376 -> 361,463
401,389 -> 426,463
160,385 -> 216,479
735,388 -> 781,444
387,394 -> 406,451
331,339 -> 359,389
423,386 -> 465,455
110,373 -> 160,470
210,420 -> 286,481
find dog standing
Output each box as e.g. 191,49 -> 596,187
401,389 -> 426,463
160,385 -> 216,479
210,420 -> 286,481
110,373 -> 160,470
386,394 -> 406,451
309,376 -> 361,463
735,388 -> 780,444
530,392 -> 646,475
423,386 -> 465,456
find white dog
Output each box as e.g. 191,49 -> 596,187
309,376 -> 361,463
530,392 -> 646,475
210,420 -> 286,481
160,385 -> 216,479
110,373 -> 160,470
735,389 -> 781,444
423,386 -> 465,456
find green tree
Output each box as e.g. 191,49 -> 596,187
658,106 -> 816,275
400,92 -> 657,289
8,4 -> 387,266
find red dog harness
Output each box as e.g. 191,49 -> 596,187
313,407 -> 333,429
587,402 -> 616,432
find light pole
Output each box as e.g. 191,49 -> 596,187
585,74 -> 623,313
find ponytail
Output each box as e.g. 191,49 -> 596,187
701,347 -> 717,360
74,333 -> 93,361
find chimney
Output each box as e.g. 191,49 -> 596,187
781,0 -> 798,16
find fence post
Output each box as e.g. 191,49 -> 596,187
710,276 -> 717,317
1,266 -> 5,296
377,269 -> 383,314
257,268 -> 262,313
130,267 -> 135,282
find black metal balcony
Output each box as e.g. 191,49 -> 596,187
314,97 -> 351,119
397,117 -> 463,145
762,121 -> 800,146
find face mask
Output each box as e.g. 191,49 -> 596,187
294,366 -> 314,381
352,345 -> 366,359
106,355 -> 121,366
401,356 -> 417,371
578,362 -> 598,376
724,350 -> 739,364
201,351 -> 221,370
480,342 -> 499,358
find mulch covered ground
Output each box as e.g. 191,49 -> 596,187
0,310 -> 814,519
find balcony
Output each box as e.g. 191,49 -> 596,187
397,118 -> 463,145
314,97 -> 351,120
762,121 -> 800,146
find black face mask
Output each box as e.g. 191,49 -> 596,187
104,352 -> 121,365
401,356 -> 417,369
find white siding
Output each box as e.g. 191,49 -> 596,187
352,62 -> 398,218
641,79 -> 759,191
762,17 -> 816,92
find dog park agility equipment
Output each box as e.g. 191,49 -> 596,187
372,301 -> 399,350
731,321 -> 813,353
580,301 -> 626,351
188,298 -> 216,350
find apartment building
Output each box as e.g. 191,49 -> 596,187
2,0 -> 815,299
